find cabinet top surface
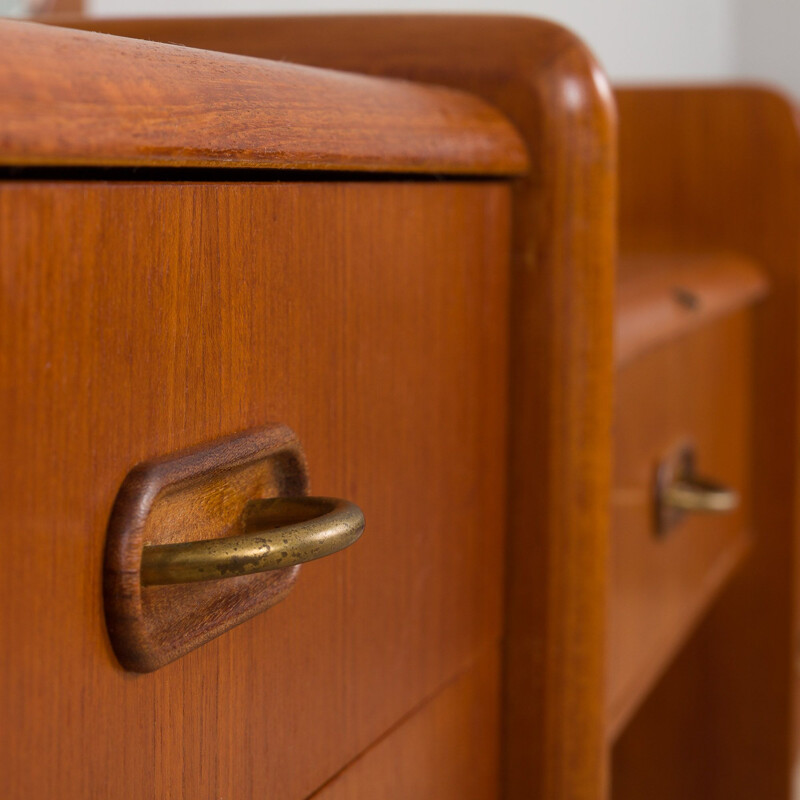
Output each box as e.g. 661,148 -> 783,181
0,20 -> 528,176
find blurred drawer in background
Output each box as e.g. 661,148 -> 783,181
608,251 -> 768,738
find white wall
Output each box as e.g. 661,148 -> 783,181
85,0 -> 799,98
531,0 -> 734,82
86,0 -> 736,84
733,0 -> 800,98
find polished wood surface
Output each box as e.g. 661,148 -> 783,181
0,20 -> 527,175
609,309 -> 754,738
0,180 -> 511,799
38,19 -> 800,797
76,17 -> 619,799
612,87 -> 800,799
615,252 -> 768,367
312,648 -> 502,800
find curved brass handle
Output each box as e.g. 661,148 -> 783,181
664,477 -> 739,513
655,443 -> 739,535
140,496 -> 365,586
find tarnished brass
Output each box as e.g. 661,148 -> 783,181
655,443 -> 739,536
663,477 -> 739,513
140,496 -> 365,586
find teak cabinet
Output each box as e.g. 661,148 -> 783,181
611,87 -> 800,800
2,13 -> 800,800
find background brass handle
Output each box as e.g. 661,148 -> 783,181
664,477 -> 739,513
655,443 -> 739,536
140,496 -> 365,586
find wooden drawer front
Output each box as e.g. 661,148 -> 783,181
608,311 -> 753,735
0,180 -> 510,799
313,647 -> 501,800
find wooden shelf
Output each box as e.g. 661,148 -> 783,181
615,251 -> 769,368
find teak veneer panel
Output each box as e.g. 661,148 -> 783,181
67,17 -> 618,799
0,20 -> 528,175
0,180 -> 511,799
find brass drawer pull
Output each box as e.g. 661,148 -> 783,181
663,477 -> 739,514
140,496 -> 365,586
106,427 -> 364,671
655,442 -> 739,535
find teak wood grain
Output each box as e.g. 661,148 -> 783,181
611,87 -> 800,799
0,180 -> 511,799
70,16 -> 619,799
311,648 -> 502,800
0,20 -> 527,175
